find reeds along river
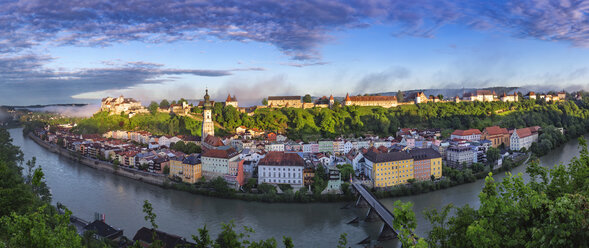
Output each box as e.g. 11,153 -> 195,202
9,128 -> 587,247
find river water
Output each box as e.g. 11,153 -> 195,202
9,128 -> 588,247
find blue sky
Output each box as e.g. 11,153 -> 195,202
1,0 -> 589,105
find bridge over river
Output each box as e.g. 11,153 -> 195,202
350,181 -> 418,245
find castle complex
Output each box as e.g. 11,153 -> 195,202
225,94 -> 238,108
100,96 -> 147,115
343,93 -> 398,108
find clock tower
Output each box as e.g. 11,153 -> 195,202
202,89 -> 214,138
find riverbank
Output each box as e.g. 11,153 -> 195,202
28,133 -> 167,186
26,130 -> 537,203
26,128 -> 554,204
27,132 -> 355,203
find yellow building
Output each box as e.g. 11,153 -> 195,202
181,154 -> 202,184
431,157 -> 442,179
169,156 -> 184,179
409,148 -> 442,180
364,151 -> 414,188
169,155 -> 202,184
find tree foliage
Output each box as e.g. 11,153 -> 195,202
421,139 -> 589,248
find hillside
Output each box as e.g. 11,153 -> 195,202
69,98 -> 589,144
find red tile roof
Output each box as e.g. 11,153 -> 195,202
484,126 -> 509,136
515,128 -> 533,138
452,129 -> 482,136
258,151 -> 305,166
202,148 -> 238,159
348,95 -> 397,102
203,135 -> 224,147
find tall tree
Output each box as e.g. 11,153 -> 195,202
303,94 -> 312,103
159,99 -> 170,109
397,90 -> 404,102
148,101 -> 159,115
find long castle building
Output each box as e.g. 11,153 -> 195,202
343,93 -> 398,108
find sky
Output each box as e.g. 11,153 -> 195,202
1,0 -> 589,106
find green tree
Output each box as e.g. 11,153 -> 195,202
336,164 -> 354,181
142,200 -> 158,229
159,99 -> 170,109
262,98 -> 268,106
336,233 -> 348,248
0,206 -> 83,248
148,101 -> 159,115
303,94 -> 312,103
397,90 -> 404,102
486,147 -> 500,164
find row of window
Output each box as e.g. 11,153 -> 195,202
260,167 -> 302,172
263,179 -> 302,184
262,172 -> 301,178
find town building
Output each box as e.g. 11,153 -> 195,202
363,150 -> 414,188
525,92 -> 537,100
482,126 -> 510,148
225,94 -> 238,108
257,151 -> 305,189
409,148 -> 442,181
408,92 -> 428,104
324,168 -> 342,193
100,95 -> 147,115
451,129 -> 482,141
318,140 -> 334,153
446,144 -> 477,168
500,92 -> 518,102
170,101 -> 191,115
181,154 -> 202,184
201,148 -> 240,179
133,227 -> 194,248
303,167 -> 315,186
462,90 -> 496,102
342,93 -> 398,108
510,127 -> 540,151
201,89 -> 215,138
267,96 -> 302,108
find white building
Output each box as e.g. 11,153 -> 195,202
265,143 -> 285,152
450,129 -> 482,141
510,127 -> 539,151
446,145 -> 477,168
201,148 -> 240,179
257,152 -> 305,189
343,141 -> 353,154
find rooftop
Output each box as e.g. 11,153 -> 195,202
364,150 -> 412,163
258,151 -> 305,166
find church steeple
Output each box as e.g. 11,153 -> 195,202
203,89 -> 212,110
202,88 -> 214,138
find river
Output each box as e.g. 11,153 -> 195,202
8,128 -> 588,247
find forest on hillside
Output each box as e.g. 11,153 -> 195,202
69,97 -> 589,143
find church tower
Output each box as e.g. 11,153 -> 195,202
202,89 -> 215,138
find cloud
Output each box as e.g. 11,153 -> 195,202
0,0 -> 466,61
0,54 -> 263,105
214,75 -> 297,106
354,67 -> 410,94
27,104 -> 101,118
280,61 -> 330,68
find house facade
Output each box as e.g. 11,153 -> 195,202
363,151 -> 414,188
510,127 -> 539,151
201,148 -> 240,179
257,152 -> 305,189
